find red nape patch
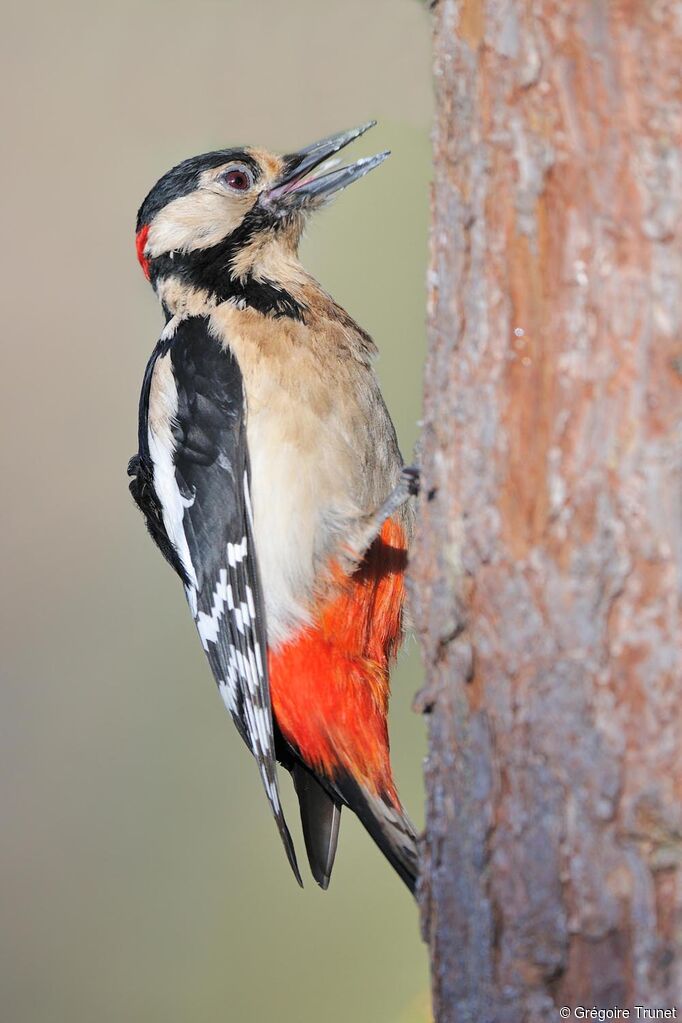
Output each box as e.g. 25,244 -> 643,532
135,224 -> 151,280
268,518 -> 408,802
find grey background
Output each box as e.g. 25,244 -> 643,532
1,2 -> 432,1020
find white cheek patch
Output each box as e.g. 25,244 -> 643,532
146,189 -> 253,257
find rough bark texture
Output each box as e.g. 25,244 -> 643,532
411,2 -> 682,1020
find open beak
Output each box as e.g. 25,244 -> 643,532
264,122 -> 389,206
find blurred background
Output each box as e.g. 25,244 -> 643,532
0,2 -> 432,1020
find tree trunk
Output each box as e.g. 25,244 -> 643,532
411,2 -> 682,1020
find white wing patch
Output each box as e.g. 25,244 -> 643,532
218,673 -> 240,716
196,568 -> 230,648
194,542 -> 255,650
147,353 -> 199,614
227,537 -> 248,566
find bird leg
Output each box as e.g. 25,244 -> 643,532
341,466 -> 420,572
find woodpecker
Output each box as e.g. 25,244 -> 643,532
129,122 -> 419,893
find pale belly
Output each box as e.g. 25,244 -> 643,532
246,398 -> 362,649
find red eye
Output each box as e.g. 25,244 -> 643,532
222,167 -> 252,191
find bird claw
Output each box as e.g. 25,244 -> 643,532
400,465 -> 420,498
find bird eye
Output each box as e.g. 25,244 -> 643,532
220,165 -> 254,192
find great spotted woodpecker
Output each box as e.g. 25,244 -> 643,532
129,123 -> 419,892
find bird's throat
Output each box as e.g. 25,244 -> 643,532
152,235 -> 308,322
148,209 -> 309,322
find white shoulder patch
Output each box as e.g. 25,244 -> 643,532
147,351 -> 199,608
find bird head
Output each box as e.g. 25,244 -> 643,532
135,122 -> 388,314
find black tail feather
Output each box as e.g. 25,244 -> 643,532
292,762 -> 342,889
333,772 -> 419,895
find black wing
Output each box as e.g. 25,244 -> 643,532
129,316 -> 301,885
128,338 -> 187,580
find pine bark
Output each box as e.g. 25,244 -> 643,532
411,3 -> 682,1020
